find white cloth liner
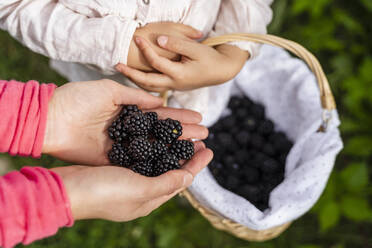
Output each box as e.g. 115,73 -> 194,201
169,44 -> 343,230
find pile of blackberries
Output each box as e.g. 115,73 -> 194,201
108,105 -> 194,177
206,96 -> 293,211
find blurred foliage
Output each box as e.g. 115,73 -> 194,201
0,0 -> 372,247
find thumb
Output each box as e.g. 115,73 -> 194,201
149,169 -> 194,198
112,81 -> 163,109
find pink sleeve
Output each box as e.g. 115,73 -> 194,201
0,80 -> 56,157
0,80 -> 74,247
0,167 -> 74,248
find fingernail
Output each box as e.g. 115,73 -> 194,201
157,36 -> 168,47
135,37 -> 141,45
183,173 -> 193,187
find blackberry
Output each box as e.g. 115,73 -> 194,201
262,143 -> 276,156
235,150 -> 249,164
225,175 -> 240,190
236,108 -> 248,120
123,112 -> 150,137
170,140 -> 194,160
256,202 -> 269,211
250,133 -> 265,150
153,118 -> 182,144
250,104 -> 265,120
145,112 -> 158,127
241,97 -> 253,108
228,96 -> 242,110
257,120 -> 274,136
220,116 -> 236,129
131,160 -> 153,177
119,105 -> 141,119
208,161 -> 224,177
278,154 -> 287,165
243,167 -> 260,184
269,131 -> 287,143
153,154 -> 180,176
128,137 -> 152,161
217,132 -> 238,152
270,132 -> 293,153
152,140 -> 168,159
237,185 -> 261,203
235,131 -> 250,146
108,120 -> 129,142
241,116 -> 257,131
108,143 -> 131,167
222,155 -> 235,168
261,158 -> 281,174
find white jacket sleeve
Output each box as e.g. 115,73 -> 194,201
209,0 -> 273,59
0,0 -> 138,74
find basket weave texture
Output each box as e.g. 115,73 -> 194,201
163,33 -> 336,241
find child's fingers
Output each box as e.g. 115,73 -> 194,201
134,37 -> 180,76
110,80 -> 163,108
116,64 -> 173,92
157,35 -> 203,59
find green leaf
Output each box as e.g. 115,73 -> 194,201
340,163 -> 369,192
361,0 -> 372,12
341,196 -> 372,221
319,202 -> 340,232
311,174 -> 337,213
343,136 -> 372,157
298,245 -> 322,248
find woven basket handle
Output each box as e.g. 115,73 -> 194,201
162,33 -> 336,130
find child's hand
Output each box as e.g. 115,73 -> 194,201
127,23 -> 203,71
43,79 -> 208,165
52,141 -> 213,221
117,35 -> 249,92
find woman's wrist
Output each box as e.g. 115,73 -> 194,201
42,89 -> 62,155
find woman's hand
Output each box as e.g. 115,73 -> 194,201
52,141 -> 213,221
128,22 -> 203,71
42,79 -> 208,165
117,35 -> 249,92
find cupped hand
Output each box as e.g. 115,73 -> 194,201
43,79 -> 208,165
128,22 -> 203,71
52,141 -> 213,222
117,35 -> 249,92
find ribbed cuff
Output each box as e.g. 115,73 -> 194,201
0,80 -> 56,158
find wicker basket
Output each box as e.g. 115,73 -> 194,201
162,33 -> 336,241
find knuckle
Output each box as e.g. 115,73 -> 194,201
176,73 -> 187,83
150,59 -> 162,69
169,40 -> 182,52
147,56 -> 157,67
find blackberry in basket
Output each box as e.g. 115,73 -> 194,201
207,95 -> 293,211
107,105 -> 194,177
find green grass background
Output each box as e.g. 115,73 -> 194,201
1,0 -> 372,247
